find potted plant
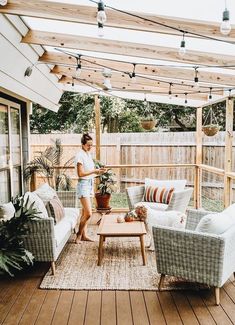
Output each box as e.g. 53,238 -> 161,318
140,114 -> 157,130
202,107 -> 220,136
94,161 -> 117,210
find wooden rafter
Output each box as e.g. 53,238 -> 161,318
51,66 -> 224,95
59,76 -> 209,101
22,30 -> 235,68
41,52 -> 235,87
1,0 -> 235,42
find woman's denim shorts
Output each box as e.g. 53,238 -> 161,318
77,179 -> 94,199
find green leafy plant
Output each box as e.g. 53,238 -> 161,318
24,138 -> 73,191
0,195 -> 40,276
94,160 -> 117,195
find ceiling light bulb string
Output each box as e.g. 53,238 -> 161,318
88,0 -> 235,46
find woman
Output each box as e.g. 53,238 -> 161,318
75,133 -> 105,243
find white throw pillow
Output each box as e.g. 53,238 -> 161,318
34,183 -> 57,203
24,192 -> 48,218
0,202 -> 15,221
195,212 -> 234,234
145,178 -> 186,192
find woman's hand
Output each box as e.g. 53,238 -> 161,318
94,168 -> 107,175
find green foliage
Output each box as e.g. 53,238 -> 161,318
24,138 -> 73,191
94,160 -> 117,195
0,195 -> 40,276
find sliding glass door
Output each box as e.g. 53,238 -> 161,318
0,99 -> 22,203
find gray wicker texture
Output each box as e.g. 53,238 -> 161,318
153,209 -> 235,288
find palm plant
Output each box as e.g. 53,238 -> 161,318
0,195 -> 40,276
24,139 -> 73,190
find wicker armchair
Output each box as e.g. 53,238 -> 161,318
153,209 -> 235,305
126,185 -> 193,213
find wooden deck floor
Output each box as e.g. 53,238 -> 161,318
1,264 -> 235,325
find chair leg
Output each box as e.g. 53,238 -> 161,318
215,287 -> 220,306
51,261 -> 56,275
158,274 -> 165,291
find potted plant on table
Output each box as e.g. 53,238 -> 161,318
94,161 -> 117,210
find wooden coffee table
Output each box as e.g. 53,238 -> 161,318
97,215 -> 147,266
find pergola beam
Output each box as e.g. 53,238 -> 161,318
22,30 -> 235,67
40,52 -> 235,87
2,0 -> 235,41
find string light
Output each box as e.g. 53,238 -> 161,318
97,0 -> 107,24
194,68 -> 199,89
184,93 -> 188,105
72,78 -> 75,87
75,55 -> 82,78
130,64 -> 136,83
209,87 -> 212,100
168,83 -> 173,99
178,32 -> 186,57
0,0 -> 7,6
143,93 -> 147,105
97,22 -> 104,37
228,89 -> 232,100
220,1 -> 231,36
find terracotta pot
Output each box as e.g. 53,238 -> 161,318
202,125 -> 220,136
95,193 -> 111,209
140,120 -> 156,130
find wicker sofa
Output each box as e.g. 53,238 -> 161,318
153,208 -> 235,305
126,184 -> 193,213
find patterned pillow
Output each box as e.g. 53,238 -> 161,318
46,196 -> 65,224
143,186 -> 174,204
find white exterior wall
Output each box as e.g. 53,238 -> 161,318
0,14 -> 62,112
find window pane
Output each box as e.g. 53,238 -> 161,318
0,105 -> 9,168
0,170 -> 10,203
10,107 -> 21,165
12,167 -> 22,197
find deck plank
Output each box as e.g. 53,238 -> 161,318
186,291 -> 215,325
51,291 -> 74,325
100,291 -> 116,325
116,291 -> 133,325
200,288 -> 233,325
19,289 -> 47,325
84,291 -> 101,325
2,277 -> 40,325
68,291 -> 88,325
157,292 -> 182,325
143,291 -> 166,325
130,291 -> 149,325
171,292 -> 199,325
34,290 -> 60,325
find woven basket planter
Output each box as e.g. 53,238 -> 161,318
140,120 -> 156,130
202,125 -> 220,136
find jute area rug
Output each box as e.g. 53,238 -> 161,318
40,226 -> 205,291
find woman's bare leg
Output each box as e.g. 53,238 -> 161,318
76,197 -> 93,243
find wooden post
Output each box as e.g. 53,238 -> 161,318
224,98 -> 234,208
194,107 -> 202,209
94,95 -> 101,161
116,135 -> 121,192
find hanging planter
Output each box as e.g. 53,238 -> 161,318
202,107 -> 220,137
140,118 -> 157,130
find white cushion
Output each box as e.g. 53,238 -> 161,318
34,183 -> 57,204
145,178 -> 186,192
0,202 -> 15,221
64,207 -> 80,228
24,192 -> 48,218
54,218 -> 72,246
135,201 -> 168,211
147,209 -> 187,229
195,212 -> 234,234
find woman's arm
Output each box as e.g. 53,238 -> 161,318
77,163 -> 105,178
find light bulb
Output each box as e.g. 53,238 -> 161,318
97,1 -> 107,24
220,9 -> 231,35
98,23 -> 104,37
130,73 -> 136,83
75,65 -> 81,78
178,40 -> 186,57
0,0 -> 7,6
169,92 -> 172,100
103,78 -> 112,90
194,79 -> 200,89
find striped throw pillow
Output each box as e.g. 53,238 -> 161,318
143,186 -> 174,204
46,196 -> 65,224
